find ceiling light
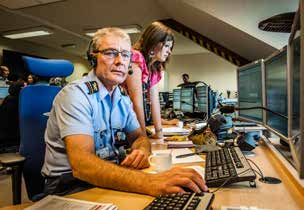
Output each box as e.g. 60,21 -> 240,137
2,27 -> 53,39
84,25 -> 141,37
85,30 -> 96,37
120,25 -> 141,34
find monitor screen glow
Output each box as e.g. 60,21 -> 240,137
237,60 -> 263,123
265,49 -> 288,137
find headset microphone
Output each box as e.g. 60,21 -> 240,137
128,69 -> 133,75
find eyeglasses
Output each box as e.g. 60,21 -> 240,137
93,48 -> 132,61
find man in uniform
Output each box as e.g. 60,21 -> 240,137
0,65 -> 10,87
42,27 -> 208,196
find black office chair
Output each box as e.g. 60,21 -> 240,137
18,56 -> 73,201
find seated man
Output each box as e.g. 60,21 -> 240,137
42,27 -> 208,196
0,65 -> 10,87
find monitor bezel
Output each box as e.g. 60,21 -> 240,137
263,46 -> 289,142
299,0 -> 304,179
237,59 -> 264,124
288,3 -> 304,178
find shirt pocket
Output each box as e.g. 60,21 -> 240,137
93,125 -> 107,151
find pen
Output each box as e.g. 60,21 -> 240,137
176,152 -> 198,158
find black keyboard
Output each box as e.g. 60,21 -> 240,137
205,147 -> 256,187
144,192 -> 214,210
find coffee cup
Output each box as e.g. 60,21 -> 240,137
177,121 -> 184,128
148,151 -> 172,173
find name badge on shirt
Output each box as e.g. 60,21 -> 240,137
96,147 -> 111,159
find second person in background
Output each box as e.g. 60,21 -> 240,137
123,21 -> 179,139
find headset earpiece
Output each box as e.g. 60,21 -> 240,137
87,40 -> 97,69
90,56 -> 97,69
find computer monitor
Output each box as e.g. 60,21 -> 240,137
287,7 -> 303,178
237,59 -> 263,123
196,85 -> 214,118
264,47 -> 288,140
173,89 -> 181,110
180,88 -> 194,113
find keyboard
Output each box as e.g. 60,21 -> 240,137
205,147 -> 256,187
144,192 -> 214,210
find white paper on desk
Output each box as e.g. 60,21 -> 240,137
167,141 -> 193,145
24,195 -> 118,210
150,127 -> 191,134
153,148 -> 204,164
167,140 -> 195,148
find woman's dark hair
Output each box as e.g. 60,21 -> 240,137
27,74 -> 38,84
133,21 -> 174,72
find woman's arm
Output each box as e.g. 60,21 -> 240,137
125,63 -> 146,134
150,84 -> 163,138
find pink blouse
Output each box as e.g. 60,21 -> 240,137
131,49 -> 162,87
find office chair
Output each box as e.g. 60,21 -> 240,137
19,56 -> 73,201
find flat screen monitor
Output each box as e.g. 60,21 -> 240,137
291,36 -> 300,138
173,89 -> 181,110
180,88 -> 194,113
288,7 -> 303,178
237,60 -> 263,123
264,47 -> 288,139
196,85 -> 214,118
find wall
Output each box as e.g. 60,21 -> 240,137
161,52 -> 238,98
0,37 -> 90,82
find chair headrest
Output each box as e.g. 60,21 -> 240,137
22,56 -> 74,77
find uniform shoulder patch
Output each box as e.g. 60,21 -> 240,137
118,85 -> 128,96
85,81 -> 99,94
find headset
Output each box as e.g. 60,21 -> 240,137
87,40 -> 133,75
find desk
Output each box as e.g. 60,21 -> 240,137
1,142 -> 304,210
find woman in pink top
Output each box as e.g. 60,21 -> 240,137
124,22 -> 178,138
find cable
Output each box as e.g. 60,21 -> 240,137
237,106 -> 287,119
210,168 -> 252,193
246,158 -> 265,179
252,169 -> 263,178
247,157 -> 282,184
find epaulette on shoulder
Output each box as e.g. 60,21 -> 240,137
85,81 -> 99,94
118,86 -> 128,96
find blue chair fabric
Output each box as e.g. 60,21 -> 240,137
19,56 -> 73,201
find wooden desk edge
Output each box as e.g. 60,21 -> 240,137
261,139 -> 304,196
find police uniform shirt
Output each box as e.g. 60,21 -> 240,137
42,70 -> 140,177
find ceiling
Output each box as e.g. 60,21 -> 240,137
0,0 -> 299,61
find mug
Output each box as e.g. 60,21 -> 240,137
177,121 -> 184,128
148,151 -> 172,173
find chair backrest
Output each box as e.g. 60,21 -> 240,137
19,56 -> 73,200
